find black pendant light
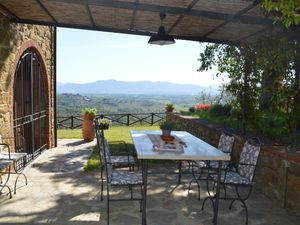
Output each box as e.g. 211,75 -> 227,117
148,12 -> 175,46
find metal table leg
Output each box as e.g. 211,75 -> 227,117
141,159 -> 148,225
177,161 -> 182,185
213,160 -> 222,225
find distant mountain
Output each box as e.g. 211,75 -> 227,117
57,80 -> 218,95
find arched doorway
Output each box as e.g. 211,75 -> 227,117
13,48 -> 48,162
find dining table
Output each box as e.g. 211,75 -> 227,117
130,130 -> 230,225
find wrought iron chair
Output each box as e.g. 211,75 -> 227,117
102,139 -> 143,225
0,136 -> 28,194
94,123 -> 136,200
188,132 -> 235,200
0,144 -> 13,199
202,138 -> 262,225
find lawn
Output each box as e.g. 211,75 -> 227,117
58,125 -> 160,171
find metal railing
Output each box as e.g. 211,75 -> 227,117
57,112 -> 165,129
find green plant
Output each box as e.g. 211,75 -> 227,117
165,103 -> 174,112
82,107 -> 97,116
159,120 -> 175,130
189,107 -> 195,113
98,118 -> 112,128
210,104 -> 232,117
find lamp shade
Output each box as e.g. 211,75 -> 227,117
148,26 -> 175,45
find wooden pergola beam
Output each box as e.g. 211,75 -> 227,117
36,0 -> 58,23
10,17 -> 238,46
0,3 -> 19,20
203,0 -> 261,38
51,0 -> 274,26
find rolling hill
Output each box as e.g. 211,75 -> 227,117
57,79 -> 218,95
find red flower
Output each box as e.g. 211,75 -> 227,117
195,104 -> 212,111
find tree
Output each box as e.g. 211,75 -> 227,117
262,0 -> 300,28
198,36 -> 299,145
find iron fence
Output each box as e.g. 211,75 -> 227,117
57,112 -> 165,129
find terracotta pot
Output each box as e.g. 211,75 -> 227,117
165,108 -> 174,112
82,114 -> 96,142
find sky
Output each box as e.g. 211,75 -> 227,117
57,28 -> 225,87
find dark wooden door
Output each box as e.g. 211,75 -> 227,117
13,49 -> 48,162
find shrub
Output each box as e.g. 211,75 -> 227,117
189,107 -> 195,113
210,104 -> 232,117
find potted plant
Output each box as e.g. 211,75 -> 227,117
159,120 -> 176,137
82,107 -> 97,142
98,118 -> 112,130
165,103 -> 175,112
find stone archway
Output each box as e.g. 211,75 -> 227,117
12,43 -> 49,162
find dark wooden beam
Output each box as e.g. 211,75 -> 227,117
203,0 -> 261,38
0,3 -> 19,20
36,0 -> 57,23
237,26 -> 271,42
130,0 -> 139,30
168,0 -> 199,33
10,18 -> 238,46
86,4 -> 96,27
52,0 -> 274,26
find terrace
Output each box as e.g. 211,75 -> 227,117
0,129 -> 299,225
0,0 -> 299,225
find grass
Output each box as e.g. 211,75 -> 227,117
58,125 -> 160,172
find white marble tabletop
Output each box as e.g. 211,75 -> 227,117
130,130 -> 231,161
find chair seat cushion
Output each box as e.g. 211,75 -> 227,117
0,159 -> 14,170
111,155 -> 135,166
194,160 -> 208,168
210,171 -> 251,185
0,152 -> 27,161
111,171 -> 143,186
209,161 -> 229,170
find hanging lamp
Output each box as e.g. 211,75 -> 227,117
148,12 -> 175,46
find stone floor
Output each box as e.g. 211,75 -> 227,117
0,139 -> 299,225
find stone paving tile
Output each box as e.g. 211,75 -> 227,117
0,139 -> 299,225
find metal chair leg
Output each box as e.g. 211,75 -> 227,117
188,163 -> 201,200
107,185 -> 110,225
177,161 -> 182,185
100,166 -> 104,201
0,167 -> 12,199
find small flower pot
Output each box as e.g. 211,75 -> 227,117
162,129 -> 171,136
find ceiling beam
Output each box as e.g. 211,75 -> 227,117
11,18 -> 238,46
168,0 -> 199,33
86,4 -> 96,27
130,0 -> 139,30
51,0 -> 274,26
36,0 -> 57,23
203,0 -> 261,38
0,3 -> 19,20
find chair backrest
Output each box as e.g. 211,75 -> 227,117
95,130 -> 105,164
217,132 -> 235,154
102,139 -> 112,183
94,119 -> 106,164
238,140 -> 261,182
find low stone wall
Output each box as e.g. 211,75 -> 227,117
167,112 -> 300,215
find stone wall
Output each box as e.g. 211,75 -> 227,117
0,14 -> 55,148
167,112 -> 300,215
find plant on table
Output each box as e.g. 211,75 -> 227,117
159,120 -> 176,137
